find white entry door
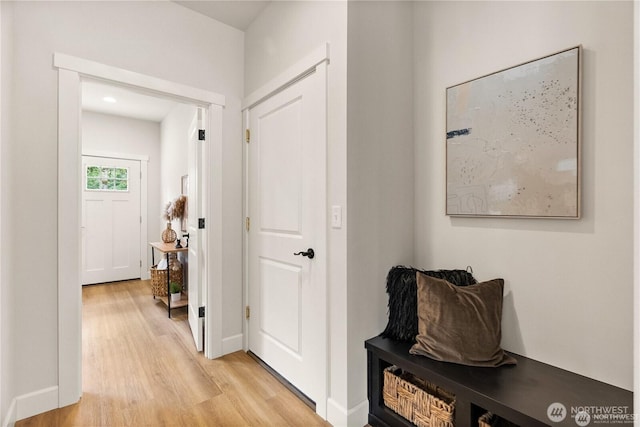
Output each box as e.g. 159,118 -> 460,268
82,156 -> 141,285
187,109 -> 205,352
247,63 -> 327,412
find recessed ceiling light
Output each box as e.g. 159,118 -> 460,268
103,96 -> 117,103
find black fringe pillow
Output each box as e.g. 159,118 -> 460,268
381,266 -> 477,342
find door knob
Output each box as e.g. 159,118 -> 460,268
293,248 -> 315,259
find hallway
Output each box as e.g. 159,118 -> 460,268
16,280 -> 329,426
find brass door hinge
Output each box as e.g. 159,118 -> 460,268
246,217 -> 250,231
245,305 -> 250,319
245,129 -> 250,143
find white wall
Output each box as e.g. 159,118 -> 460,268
245,1 -> 351,423
346,0 -> 414,416
3,0 -> 243,415
0,1 -> 2,420
1,2 -> 17,424
414,1 -> 634,390
0,2 -> 12,425
633,0 -> 639,414
160,104 -> 194,235
82,111 -> 162,270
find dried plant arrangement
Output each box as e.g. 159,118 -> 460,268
162,195 -> 187,221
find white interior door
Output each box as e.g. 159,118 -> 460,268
187,109 -> 205,352
82,156 -> 141,285
247,64 -> 327,410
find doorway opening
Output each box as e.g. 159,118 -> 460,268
55,53 -> 226,408
80,79 -> 202,342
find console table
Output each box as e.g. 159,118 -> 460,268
149,241 -> 188,318
366,335 -> 633,426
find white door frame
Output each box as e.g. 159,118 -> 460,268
82,151 -> 150,281
55,53 -> 225,408
242,43 -> 330,418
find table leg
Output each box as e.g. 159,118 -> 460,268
166,252 -> 171,318
151,248 -> 156,299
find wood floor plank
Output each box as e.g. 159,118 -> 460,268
16,279 -> 330,427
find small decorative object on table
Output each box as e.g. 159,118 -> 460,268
169,281 -> 182,302
162,195 -> 187,243
161,222 -> 177,243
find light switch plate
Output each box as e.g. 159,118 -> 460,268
331,205 -> 342,228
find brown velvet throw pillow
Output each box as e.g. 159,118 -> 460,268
410,272 -> 516,367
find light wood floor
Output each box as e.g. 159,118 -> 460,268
16,280 -> 331,427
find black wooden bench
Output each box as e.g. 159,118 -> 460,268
366,335 -> 633,426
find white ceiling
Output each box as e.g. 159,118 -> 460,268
173,1 -> 270,31
82,81 -> 179,123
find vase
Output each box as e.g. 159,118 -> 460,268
162,222 -> 177,243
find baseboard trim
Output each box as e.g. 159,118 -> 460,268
2,398 -> 16,427
327,398 -> 347,426
327,397 -> 368,427
348,399 -> 369,426
15,386 -> 58,421
222,334 -> 243,355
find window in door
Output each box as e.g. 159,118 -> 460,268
86,165 -> 129,191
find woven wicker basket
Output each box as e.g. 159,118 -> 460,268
150,256 -> 183,297
383,366 -> 455,427
478,412 -> 520,427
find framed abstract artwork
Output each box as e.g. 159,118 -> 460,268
446,46 -> 581,218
